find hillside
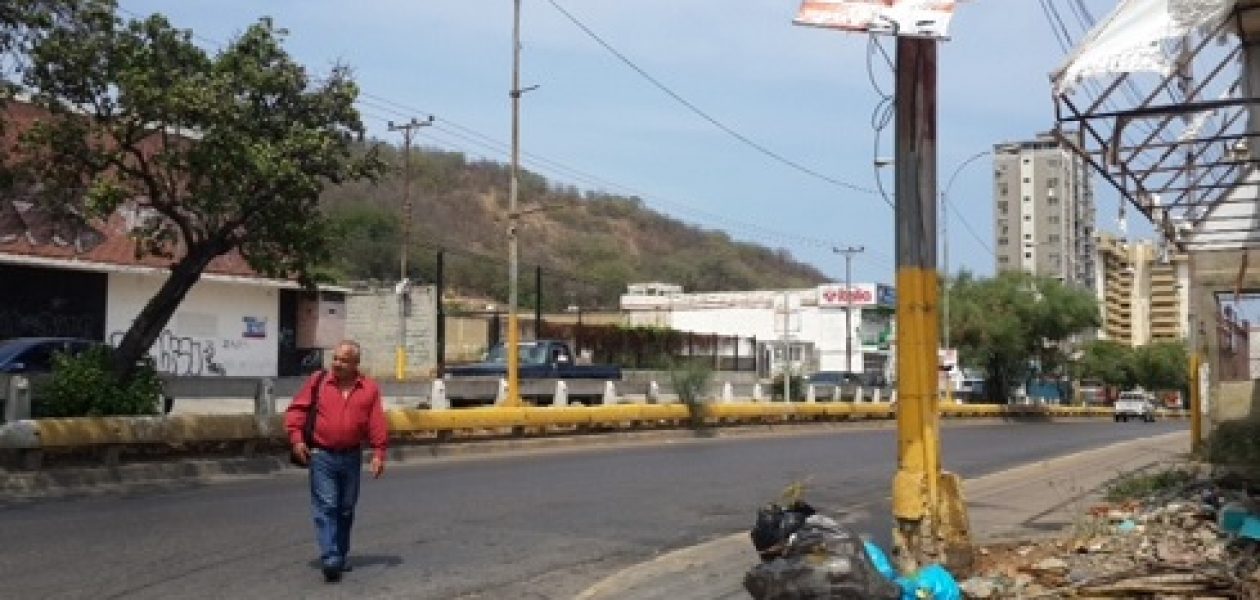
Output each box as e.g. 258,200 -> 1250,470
320,143 -> 828,309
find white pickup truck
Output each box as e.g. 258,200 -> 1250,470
1113,390 -> 1156,422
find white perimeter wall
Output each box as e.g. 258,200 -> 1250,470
670,305 -> 864,372
106,273 -> 279,377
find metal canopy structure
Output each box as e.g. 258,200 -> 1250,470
1052,0 -> 1260,252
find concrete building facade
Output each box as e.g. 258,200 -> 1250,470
994,132 -> 1097,289
1093,233 -> 1189,346
620,282 -> 896,380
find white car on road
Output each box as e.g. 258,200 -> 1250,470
1113,390 -> 1156,422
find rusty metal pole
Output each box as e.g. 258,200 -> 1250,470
890,35 -> 971,573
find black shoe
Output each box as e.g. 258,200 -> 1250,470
322,565 -> 342,583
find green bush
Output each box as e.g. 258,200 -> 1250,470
669,360 -> 713,429
36,346 -> 165,418
1205,419 -> 1260,467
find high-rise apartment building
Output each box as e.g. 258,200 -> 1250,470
1094,233 -> 1188,346
993,132 -> 1096,289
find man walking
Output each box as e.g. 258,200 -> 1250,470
285,340 -> 388,583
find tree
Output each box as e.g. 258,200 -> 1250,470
1132,341 -> 1189,391
1075,339 -> 1134,388
5,4 -> 383,377
948,270 -> 1100,402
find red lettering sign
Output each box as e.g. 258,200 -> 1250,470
821,288 -> 873,304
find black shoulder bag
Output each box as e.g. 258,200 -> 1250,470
291,370 -> 326,468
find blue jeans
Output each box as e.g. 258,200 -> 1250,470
309,448 -> 362,569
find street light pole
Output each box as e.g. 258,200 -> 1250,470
505,0 -> 524,407
940,150 -> 991,352
834,246 -> 865,374
940,150 -> 990,401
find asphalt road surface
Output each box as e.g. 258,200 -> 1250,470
0,420 -> 1185,599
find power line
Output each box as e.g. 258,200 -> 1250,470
113,4 -> 893,272
543,0 -> 880,197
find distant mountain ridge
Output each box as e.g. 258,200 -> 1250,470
321,144 -> 828,309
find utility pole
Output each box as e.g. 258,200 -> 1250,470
505,0 -> 538,407
388,115 -> 433,381
834,246 -> 865,374
891,36 -> 970,573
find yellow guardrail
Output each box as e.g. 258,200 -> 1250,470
0,403 -> 1190,452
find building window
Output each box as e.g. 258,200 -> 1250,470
1046,177 -> 1058,187
998,256 -> 1009,264
1047,196 -> 1059,205
1025,252 -> 1032,259
1024,215 -> 1032,221
998,237 -> 1008,245
1024,233 -> 1032,239
997,200 -> 1008,211
1048,216 -> 1060,224
1023,195 -> 1031,202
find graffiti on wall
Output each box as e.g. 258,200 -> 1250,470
109,329 -> 227,376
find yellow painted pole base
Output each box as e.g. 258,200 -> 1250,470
937,470 -> 973,572
891,469 -> 972,573
395,346 -> 407,381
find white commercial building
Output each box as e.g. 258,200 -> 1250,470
620,282 -> 896,380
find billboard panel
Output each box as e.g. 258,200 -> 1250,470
794,0 -> 957,39
818,283 -> 879,307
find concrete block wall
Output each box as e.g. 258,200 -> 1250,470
345,286 -> 438,379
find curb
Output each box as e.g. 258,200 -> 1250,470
573,431 -> 1192,599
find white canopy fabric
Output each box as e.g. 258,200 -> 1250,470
1054,0 -> 1234,95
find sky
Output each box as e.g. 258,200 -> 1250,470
115,0 -> 1153,287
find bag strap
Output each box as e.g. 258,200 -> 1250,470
302,370 -> 326,446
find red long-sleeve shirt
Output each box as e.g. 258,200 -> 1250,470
284,371 -> 389,463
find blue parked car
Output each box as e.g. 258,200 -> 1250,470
0,337 -> 173,414
0,337 -> 100,374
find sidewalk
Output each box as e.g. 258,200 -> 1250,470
574,431 -> 1191,600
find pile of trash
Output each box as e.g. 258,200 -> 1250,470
744,470 -> 1260,598
961,469 -> 1260,598
743,499 -> 962,599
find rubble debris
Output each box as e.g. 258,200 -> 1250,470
963,468 -> 1260,598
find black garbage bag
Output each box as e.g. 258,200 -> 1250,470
744,514 -> 901,600
750,500 -> 816,560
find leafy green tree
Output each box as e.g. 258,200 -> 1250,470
948,271 -> 1100,402
6,5 -> 382,377
1074,339 -> 1134,388
1132,341 -> 1189,391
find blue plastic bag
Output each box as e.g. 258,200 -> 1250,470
863,541 -> 898,580
862,541 -> 962,600
896,564 -> 961,600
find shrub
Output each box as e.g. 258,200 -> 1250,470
1205,419 -> 1260,467
670,360 -> 713,429
36,346 -> 165,418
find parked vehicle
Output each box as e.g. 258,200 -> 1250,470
444,340 -> 622,381
0,337 -> 173,415
1113,390 -> 1156,422
805,371 -> 862,386
0,337 -> 100,374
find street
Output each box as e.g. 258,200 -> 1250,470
0,421 -> 1185,599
